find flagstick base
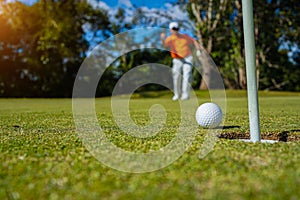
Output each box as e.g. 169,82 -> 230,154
239,139 -> 278,144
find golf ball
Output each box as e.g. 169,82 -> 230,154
195,102 -> 223,128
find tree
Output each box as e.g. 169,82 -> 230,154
0,1 -> 37,96
253,0 -> 300,90
188,0 -> 300,91
0,0 -> 110,97
188,0 -> 235,89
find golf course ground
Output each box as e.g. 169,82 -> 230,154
0,90 -> 299,199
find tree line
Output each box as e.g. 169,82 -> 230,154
0,0 -> 299,97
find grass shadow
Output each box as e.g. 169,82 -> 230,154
222,125 -> 241,129
218,129 -> 300,142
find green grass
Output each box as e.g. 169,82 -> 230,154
0,90 -> 300,200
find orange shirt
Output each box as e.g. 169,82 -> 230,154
164,34 -> 195,58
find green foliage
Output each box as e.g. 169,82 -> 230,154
0,91 -> 300,199
253,0 -> 300,91
0,0 -> 299,97
188,0 -> 300,90
98,47 -> 171,96
0,0 -> 110,97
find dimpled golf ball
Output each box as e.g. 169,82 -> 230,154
195,102 -> 223,128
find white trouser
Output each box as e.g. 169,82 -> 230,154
172,55 -> 193,99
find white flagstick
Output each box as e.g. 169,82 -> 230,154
242,0 -> 261,142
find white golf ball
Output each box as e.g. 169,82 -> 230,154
195,102 -> 223,128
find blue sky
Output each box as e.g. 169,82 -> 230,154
101,0 -> 177,8
7,0 -> 36,4
8,0 -> 177,9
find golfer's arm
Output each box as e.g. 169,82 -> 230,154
161,38 -> 167,48
160,33 -> 169,48
193,40 -> 200,50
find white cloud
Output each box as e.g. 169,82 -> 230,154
118,0 -> 133,8
87,0 -> 110,11
6,0 -> 36,5
87,0 -> 194,34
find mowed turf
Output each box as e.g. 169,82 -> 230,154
0,90 -> 299,200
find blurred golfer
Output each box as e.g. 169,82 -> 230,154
161,22 -> 201,100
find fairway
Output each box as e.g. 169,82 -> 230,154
0,91 -> 300,199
